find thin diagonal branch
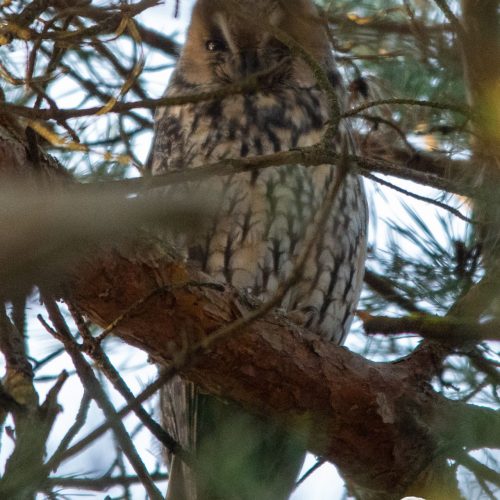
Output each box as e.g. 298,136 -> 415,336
39,295 -> 164,500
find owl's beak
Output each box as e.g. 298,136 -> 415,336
239,49 -> 260,76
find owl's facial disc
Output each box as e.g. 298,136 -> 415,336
180,0 -> 330,87
200,11 -> 290,83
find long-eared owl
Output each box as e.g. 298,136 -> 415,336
151,1 -> 367,498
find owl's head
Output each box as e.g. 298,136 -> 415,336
178,0 -> 331,87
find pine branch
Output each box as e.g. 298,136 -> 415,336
61,236 -> 500,498
360,313 -> 500,342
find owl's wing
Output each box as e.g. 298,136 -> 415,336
148,73 -> 195,175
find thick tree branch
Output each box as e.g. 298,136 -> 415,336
361,313 -> 500,342
61,239 -> 499,498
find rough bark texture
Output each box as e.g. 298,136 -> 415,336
62,240 -> 491,499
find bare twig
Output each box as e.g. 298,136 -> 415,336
0,63 -> 290,121
363,171 -> 473,223
455,452 -> 500,488
39,295 -> 164,500
67,303 -> 192,464
46,472 -> 169,491
294,458 -> 326,490
46,367 -> 178,470
433,0 -> 467,40
343,98 -> 471,119
49,391 -> 91,468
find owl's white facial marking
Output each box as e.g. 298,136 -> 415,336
212,12 -> 237,54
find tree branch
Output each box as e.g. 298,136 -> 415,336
61,238 -> 500,498
45,472 -> 169,491
39,296 -> 164,500
360,313 -> 500,342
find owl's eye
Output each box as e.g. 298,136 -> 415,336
205,39 -> 227,52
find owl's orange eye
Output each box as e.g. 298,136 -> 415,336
205,39 -> 227,52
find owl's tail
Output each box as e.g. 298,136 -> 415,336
162,376 -> 305,500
